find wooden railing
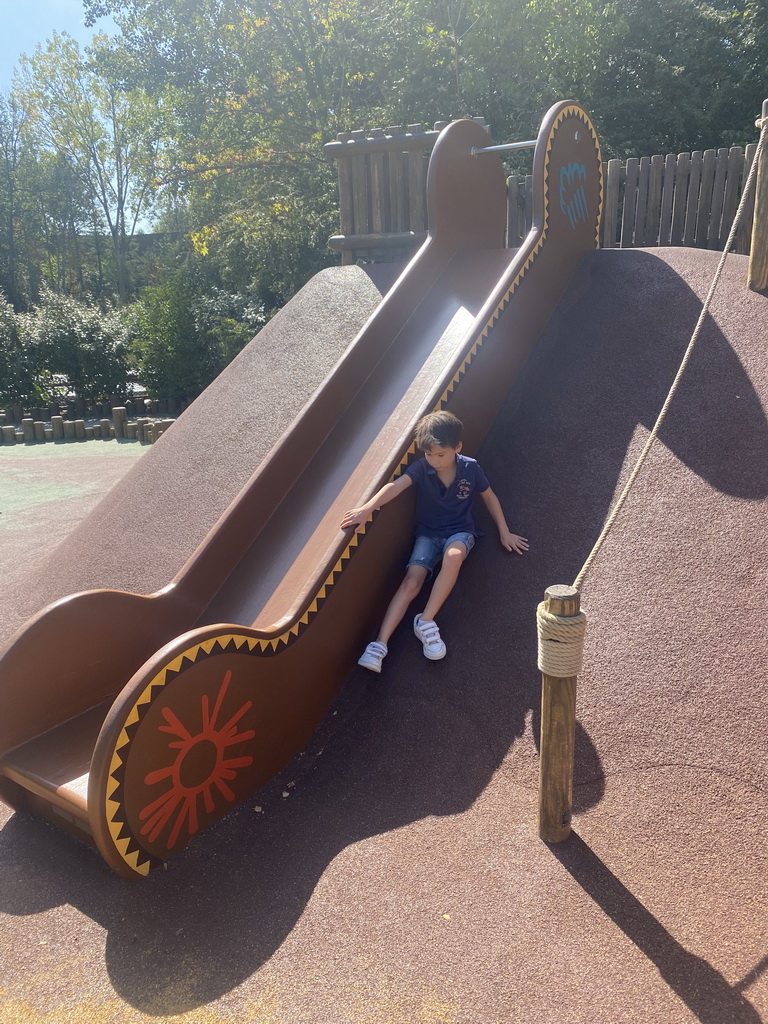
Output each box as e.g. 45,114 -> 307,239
600,145 -> 758,251
323,119 -> 489,264
326,122 -> 760,261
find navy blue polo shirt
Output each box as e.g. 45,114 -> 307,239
404,453 -> 490,539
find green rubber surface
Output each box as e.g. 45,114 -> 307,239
0,443 -> 146,595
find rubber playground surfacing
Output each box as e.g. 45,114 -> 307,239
0,248 -> 767,1024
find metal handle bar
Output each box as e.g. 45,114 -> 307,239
471,140 -> 537,156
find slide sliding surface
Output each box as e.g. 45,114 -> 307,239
201,247 -> 518,631
0,104 -> 603,878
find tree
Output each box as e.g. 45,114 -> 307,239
132,275 -> 217,400
0,95 -> 27,309
21,290 -> 130,403
17,32 -> 164,303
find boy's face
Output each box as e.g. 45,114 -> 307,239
423,442 -> 462,470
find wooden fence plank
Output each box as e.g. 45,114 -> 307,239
407,124 -> 426,231
602,158 -> 622,247
643,154 -> 664,245
695,149 -> 717,245
748,99 -> 768,288
707,148 -> 729,248
670,152 -> 691,245
368,128 -> 387,235
515,176 -> 530,246
634,156 -> 651,246
386,125 -> 407,232
657,153 -> 677,245
737,143 -> 758,254
506,176 -> 522,247
720,146 -> 744,248
335,133 -> 355,265
507,176 -> 520,247
350,130 -> 369,258
505,177 -> 515,247
621,158 -> 639,248
683,151 -> 703,246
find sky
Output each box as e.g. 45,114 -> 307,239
1,0 -> 117,92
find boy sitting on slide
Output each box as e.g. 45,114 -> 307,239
340,410 -> 528,673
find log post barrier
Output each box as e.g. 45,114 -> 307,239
0,408 -> 178,445
112,407 -> 127,439
748,99 -> 768,292
537,585 -> 585,843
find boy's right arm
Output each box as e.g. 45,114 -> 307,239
340,474 -> 413,532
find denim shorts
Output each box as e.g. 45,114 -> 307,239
406,531 -> 476,576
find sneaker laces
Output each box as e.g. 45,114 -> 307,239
367,641 -> 387,655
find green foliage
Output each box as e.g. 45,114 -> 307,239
0,277 -> 265,409
191,287 -> 266,365
197,175 -> 339,313
0,296 -> 44,406
19,290 -> 130,403
131,273 -> 263,400
131,277 -> 207,400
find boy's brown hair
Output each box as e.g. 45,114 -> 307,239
414,411 -> 463,451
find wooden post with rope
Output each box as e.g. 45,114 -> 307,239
748,99 -> 768,292
537,585 -> 585,843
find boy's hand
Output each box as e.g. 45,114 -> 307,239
340,477 -> 412,533
499,530 -> 529,554
340,506 -> 370,532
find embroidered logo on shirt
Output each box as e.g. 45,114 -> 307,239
456,479 -> 472,500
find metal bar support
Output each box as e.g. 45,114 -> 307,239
471,140 -> 537,156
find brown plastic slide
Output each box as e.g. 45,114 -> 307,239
0,102 -> 603,879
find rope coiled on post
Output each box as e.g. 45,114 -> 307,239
571,112 -> 768,593
537,602 -> 587,677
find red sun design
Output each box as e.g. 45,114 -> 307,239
138,669 -> 255,850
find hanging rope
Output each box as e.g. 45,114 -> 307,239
571,113 -> 768,593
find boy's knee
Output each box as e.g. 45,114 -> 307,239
443,543 -> 467,566
403,568 -> 426,595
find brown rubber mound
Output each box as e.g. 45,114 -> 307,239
0,263 -> 401,650
0,247 -> 766,1023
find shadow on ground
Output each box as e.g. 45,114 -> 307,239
553,832 -> 763,1024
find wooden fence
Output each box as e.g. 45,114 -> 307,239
325,123 -> 760,261
602,146 -> 757,251
323,119 -> 489,263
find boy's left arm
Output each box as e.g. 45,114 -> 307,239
480,488 -> 529,554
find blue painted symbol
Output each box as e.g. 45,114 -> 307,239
559,163 -> 588,229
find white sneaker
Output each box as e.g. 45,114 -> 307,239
413,616 -> 446,660
358,641 -> 388,673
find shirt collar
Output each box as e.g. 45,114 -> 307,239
425,453 -> 461,476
